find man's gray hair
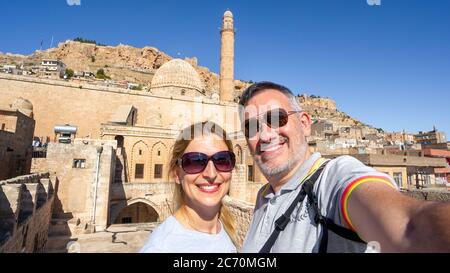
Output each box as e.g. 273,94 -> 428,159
238,81 -> 302,120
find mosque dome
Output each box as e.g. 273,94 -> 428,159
151,59 -> 204,93
11,97 -> 33,117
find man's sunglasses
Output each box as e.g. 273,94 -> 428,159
243,108 -> 302,139
178,151 -> 236,174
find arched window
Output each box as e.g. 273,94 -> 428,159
115,135 -> 124,148
131,141 -> 149,181
114,202 -> 159,224
152,142 -> 168,181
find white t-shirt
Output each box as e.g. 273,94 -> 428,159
140,216 -> 237,253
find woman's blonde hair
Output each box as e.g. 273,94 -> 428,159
169,121 -> 237,245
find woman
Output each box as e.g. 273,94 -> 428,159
140,121 -> 237,253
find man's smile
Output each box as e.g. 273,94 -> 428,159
259,137 -> 288,159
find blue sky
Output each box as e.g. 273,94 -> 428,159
1,0 -> 449,138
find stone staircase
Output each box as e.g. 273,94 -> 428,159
45,215 -> 93,253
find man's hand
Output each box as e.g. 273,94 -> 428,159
347,182 -> 450,252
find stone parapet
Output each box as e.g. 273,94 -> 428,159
222,195 -> 254,251
0,173 -> 54,253
401,189 -> 450,202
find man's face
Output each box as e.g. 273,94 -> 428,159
243,89 -> 311,180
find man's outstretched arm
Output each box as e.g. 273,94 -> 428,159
346,182 -> 450,252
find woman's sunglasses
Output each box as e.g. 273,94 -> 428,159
178,151 -> 236,174
243,108 -> 302,139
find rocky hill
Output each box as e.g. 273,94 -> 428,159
0,40 -> 369,129
297,94 -> 367,128
0,40 -> 250,98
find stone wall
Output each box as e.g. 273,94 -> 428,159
230,164 -> 264,204
222,196 -> 254,251
0,173 -> 54,253
229,164 -> 247,201
31,158 -> 48,174
0,75 -> 242,142
401,189 -> 450,202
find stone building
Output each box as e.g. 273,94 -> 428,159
97,53 -> 265,225
385,131 -> 415,145
0,11 -> 266,245
421,142 -> 450,150
44,140 -> 116,232
39,59 -> 66,79
414,127 -> 447,145
422,149 -> 450,185
347,153 -> 448,189
339,126 -> 363,140
0,98 -> 35,180
311,120 -> 335,138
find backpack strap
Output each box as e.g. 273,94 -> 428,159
259,162 -> 328,253
303,169 -> 365,253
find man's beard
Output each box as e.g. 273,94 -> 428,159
255,136 -> 308,178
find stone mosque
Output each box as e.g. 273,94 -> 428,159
100,10 -> 263,228
0,10 -> 266,251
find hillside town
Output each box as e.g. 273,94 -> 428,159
2,45 -> 448,191
1,10 -> 449,254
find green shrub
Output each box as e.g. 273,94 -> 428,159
95,69 -> 111,80
74,37 -> 96,44
65,68 -> 74,79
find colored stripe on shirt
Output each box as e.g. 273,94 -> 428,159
341,176 -> 396,232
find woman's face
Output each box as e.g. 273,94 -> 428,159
176,134 -> 232,211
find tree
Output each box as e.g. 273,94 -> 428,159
95,69 -> 111,80
74,37 -> 97,45
130,84 -> 143,91
73,37 -> 106,46
65,68 -> 74,79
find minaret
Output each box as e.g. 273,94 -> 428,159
220,10 -> 235,102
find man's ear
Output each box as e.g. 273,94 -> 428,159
300,112 -> 312,137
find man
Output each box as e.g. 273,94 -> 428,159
239,81 -> 450,253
